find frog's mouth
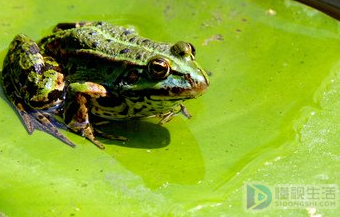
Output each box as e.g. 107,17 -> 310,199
153,72 -> 209,100
152,81 -> 208,101
123,69 -> 209,100
122,80 -> 208,102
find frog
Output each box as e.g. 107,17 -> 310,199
1,21 -> 209,149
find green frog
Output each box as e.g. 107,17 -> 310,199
1,21 -> 209,149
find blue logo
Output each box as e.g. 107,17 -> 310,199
244,182 -> 272,211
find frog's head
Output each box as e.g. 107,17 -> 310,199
118,41 -> 209,102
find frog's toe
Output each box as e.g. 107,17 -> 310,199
180,104 -> 192,119
94,129 -> 128,141
15,103 -> 35,134
79,124 -> 106,149
89,138 -> 105,149
158,104 -> 192,125
32,111 -> 76,147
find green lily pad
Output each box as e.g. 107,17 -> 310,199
1,0 -> 340,216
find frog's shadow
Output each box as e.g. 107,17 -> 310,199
95,119 -> 170,149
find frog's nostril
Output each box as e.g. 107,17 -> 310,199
196,76 -> 209,95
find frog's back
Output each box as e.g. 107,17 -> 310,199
39,22 -> 173,67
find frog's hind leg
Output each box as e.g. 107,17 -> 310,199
2,71 -> 75,147
1,35 -> 75,147
1,54 -> 35,134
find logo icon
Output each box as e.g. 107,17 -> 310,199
244,182 -> 272,211
243,182 -> 338,212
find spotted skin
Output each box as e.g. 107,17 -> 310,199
1,22 -> 209,149
2,53 -> 75,147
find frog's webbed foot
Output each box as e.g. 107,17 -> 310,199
65,108 -> 106,149
14,101 -> 36,134
13,102 -> 75,147
67,117 -> 130,149
180,104 -> 192,119
69,121 -> 128,149
159,104 -> 192,125
31,111 -> 76,147
80,123 -> 105,149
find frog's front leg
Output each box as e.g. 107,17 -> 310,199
64,82 -> 126,149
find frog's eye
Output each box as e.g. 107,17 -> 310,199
171,41 -> 196,60
147,58 -> 170,79
188,43 -> 196,57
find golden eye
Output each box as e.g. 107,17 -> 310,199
171,41 -> 196,60
147,58 -> 170,79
